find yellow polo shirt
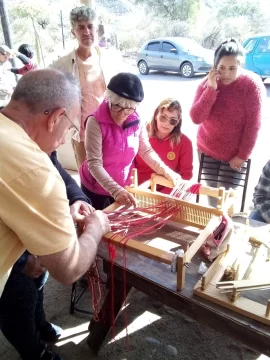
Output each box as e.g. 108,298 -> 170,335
0,114 -> 76,295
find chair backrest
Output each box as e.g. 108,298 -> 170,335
197,153 -> 251,212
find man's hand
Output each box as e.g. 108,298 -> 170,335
229,156 -> 245,171
70,200 -> 95,222
83,210 -> 111,236
115,189 -> 137,207
22,255 -> 46,278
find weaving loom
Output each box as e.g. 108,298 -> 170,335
194,223 -> 270,326
102,170 -> 235,291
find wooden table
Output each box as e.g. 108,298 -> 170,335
86,218 -> 270,356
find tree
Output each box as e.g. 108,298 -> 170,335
133,0 -> 201,22
7,0 -> 74,66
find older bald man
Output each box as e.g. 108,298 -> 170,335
0,69 -> 110,360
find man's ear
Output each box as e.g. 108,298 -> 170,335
46,108 -> 66,133
71,28 -> 75,38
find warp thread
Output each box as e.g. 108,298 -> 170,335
87,182 -> 202,346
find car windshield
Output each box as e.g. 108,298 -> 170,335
175,39 -> 204,53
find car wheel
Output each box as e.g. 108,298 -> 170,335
138,60 -> 149,75
180,62 -> 194,78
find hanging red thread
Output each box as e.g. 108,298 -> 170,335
86,258 -> 105,321
87,181 -> 202,348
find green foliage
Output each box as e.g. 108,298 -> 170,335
1,0 -> 270,58
5,0 -> 72,66
130,0 -> 270,50
134,0 -> 200,22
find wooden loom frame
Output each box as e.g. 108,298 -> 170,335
193,238 -> 270,326
103,171 -> 235,291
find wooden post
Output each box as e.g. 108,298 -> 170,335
0,0 -> 17,71
265,300 -> 270,317
217,187 -> 225,209
0,0 -> 13,48
131,168 -> 138,188
231,286 -> 237,302
150,173 -> 157,192
176,253 -> 186,291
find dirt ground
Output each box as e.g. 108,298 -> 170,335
0,275 -> 269,360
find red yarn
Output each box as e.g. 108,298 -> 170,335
86,259 -> 105,322
186,183 -> 202,195
88,182 -> 202,348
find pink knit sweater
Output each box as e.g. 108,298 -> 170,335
190,71 -> 264,161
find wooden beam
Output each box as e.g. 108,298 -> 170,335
103,233 -> 173,265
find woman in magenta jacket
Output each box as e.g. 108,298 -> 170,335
190,38 -> 264,190
80,73 -> 181,210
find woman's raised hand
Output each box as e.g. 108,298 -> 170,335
115,189 -> 137,207
207,68 -> 219,91
229,156 -> 245,171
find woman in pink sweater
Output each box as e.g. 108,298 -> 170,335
190,39 -> 264,190
135,98 -> 193,193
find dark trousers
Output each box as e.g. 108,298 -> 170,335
0,270 -> 49,359
81,183 -> 114,210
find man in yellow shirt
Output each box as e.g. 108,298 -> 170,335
0,68 -> 110,360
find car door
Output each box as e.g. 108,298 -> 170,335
252,37 -> 270,76
144,41 -> 162,70
160,41 -> 180,71
243,38 -> 258,73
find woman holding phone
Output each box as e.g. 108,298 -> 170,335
190,39 -> 264,191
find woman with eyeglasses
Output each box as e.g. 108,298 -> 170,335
135,98 -> 193,193
79,72 -> 181,209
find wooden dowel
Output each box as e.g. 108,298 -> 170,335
176,253 -> 186,291
201,276 -> 206,291
235,264 -> 240,281
217,279 -> 270,289
231,286 -> 237,302
265,300 -> 270,317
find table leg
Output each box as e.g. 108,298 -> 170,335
86,274 -> 132,353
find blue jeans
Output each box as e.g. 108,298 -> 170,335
249,209 -> 266,223
0,266 -> 49,359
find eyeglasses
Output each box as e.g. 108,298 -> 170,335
63,113 -> 80,132
44,110 -> 80,132
158,114 -> 179,126
110,103 -> 136,115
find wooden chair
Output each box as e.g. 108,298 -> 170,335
196,153 -> 251,212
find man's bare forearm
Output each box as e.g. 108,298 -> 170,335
39,224 -> 104,285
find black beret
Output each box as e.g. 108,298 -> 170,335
107,72 -> 144,102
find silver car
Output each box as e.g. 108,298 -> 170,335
137,37 -> 213,77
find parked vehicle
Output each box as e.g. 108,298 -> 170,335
136,37 -> 213,77
243,34 -> 270,81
